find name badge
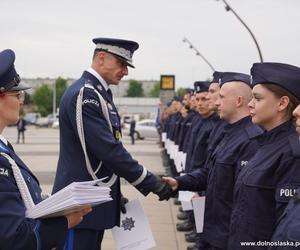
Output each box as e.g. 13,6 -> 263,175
0,168 -> 9,177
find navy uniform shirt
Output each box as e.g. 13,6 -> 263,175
228,120 -> 300,250
173,115 -> 185,146
168,112 -> 182,142
176,116 -> 263,249
178,110 -> 196,151
182,113 -> 202,153
0,139 -> 68,250
205,118 -> 227,161
52,71 -> 158,230
269,188 -> 300,250
189,112 -> 220,172
184,114 -> 204,173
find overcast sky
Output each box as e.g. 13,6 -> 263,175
1,0 -> 300,88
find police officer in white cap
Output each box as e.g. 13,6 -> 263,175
52,38 -> 173,250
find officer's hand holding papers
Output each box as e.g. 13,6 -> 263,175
25,179 -> 112,219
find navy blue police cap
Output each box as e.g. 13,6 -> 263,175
173,95 -> 183,102
251,62 -> 300,100
185,88 -> 194,95
194,81 -> 210,93
92,38 -> 139,68
0,49 -> 30,92
220,72 -> 251,87
212,71 -> 223,83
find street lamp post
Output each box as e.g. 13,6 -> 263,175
183,37 -> 216,72
218,0 -> 264,62
53,82 -> 56,117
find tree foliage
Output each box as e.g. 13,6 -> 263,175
126,80 -> 144,97
176,88 -> 186,97
149,82 -> 160,97
32,77 -> 68,116
55,77 -> 68,107
32,84 -> 53,116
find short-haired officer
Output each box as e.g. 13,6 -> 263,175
164,72 -> 263,250
52,38 -> 172,250
183,81 -> 210,174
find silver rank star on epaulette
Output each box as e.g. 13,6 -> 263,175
85,79 -> 92,85
96,85 -> 103,91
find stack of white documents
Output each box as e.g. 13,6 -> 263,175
26,179 -> 112,219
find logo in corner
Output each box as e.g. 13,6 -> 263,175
121,217 -> 135,231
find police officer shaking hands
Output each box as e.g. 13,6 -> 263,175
52,38 -> 173,250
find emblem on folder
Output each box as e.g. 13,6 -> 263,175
121,217 -> 135,231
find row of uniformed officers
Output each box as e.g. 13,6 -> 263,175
160,63 -> 300,250
1,39 -> 300,250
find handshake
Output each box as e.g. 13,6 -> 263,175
151,175 -> 179,201
120,176 -> 178,213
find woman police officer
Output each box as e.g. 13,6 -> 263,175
268,104 -> 300,249
228,62 -> 300,250
0,49 -> 91,250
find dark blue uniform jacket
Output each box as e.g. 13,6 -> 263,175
189,112 -> 220,172
270,188 -> 300,250
52,71 -> 157,231
176,116 -> 263,249
0,141 -> 68,250
184,114 -> 204,173
228,120 -> 300,250
182,113 -> 202,153
178,110 -> 196,152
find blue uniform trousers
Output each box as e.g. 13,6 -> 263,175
63,229 -> 104,250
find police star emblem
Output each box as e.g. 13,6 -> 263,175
121,217 -> 135,231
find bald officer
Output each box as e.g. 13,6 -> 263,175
52,38 -> 173,250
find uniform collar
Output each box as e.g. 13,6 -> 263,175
0,135 -> 8,146
86,67 -> 109,91
257,119 -> 296,145
224,115 -> 251,132
203,112 -> 219,121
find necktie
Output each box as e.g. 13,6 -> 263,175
107,89 -> 113,102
